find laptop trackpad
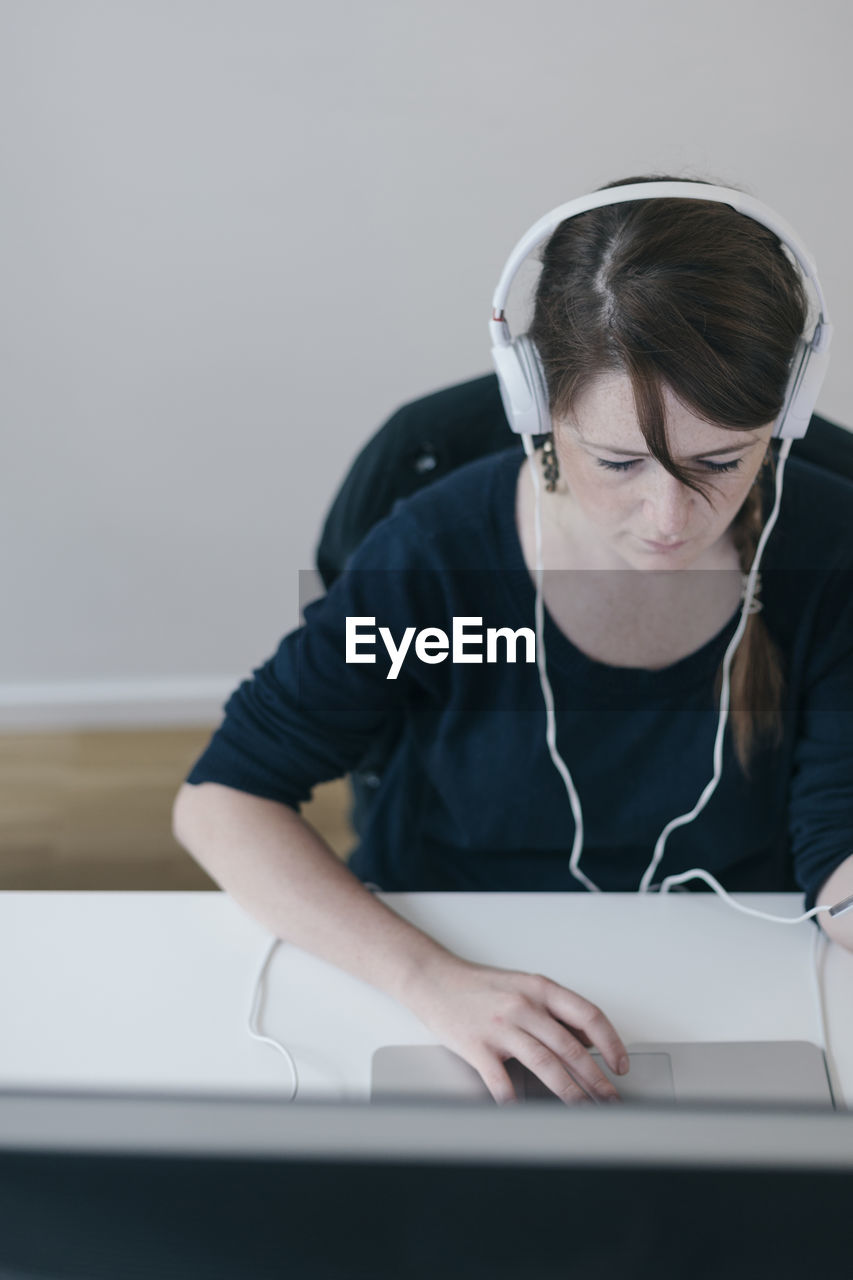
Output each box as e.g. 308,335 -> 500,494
511,1051 -> 674,1103
371,1045 -> 674,1103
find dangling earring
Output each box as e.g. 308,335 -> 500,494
541,434 -> 560,492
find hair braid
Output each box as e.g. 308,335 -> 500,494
721,455 -> 786,776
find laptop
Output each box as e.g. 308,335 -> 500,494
371,1041 -> 837,1107
1,1089 -> 852,1278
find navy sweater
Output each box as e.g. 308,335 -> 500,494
186,449 -> 853,907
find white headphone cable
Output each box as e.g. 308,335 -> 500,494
521,431 -> 597,891
522,429 -> 835,930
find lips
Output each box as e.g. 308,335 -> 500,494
640,538 -> 687,552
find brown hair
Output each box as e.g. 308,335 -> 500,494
528,174 -> 808,774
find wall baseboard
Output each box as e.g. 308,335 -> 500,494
0,677 -> 239,730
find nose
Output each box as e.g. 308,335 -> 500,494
642,466 -> 692,539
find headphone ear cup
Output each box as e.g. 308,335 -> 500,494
491,334 -> 552,436
773,335 -> 831,439
515,335 -> 551,435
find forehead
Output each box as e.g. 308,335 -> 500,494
565,373 -> 760,455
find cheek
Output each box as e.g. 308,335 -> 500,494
564,457 -> 629,509
572,473 -> 627,520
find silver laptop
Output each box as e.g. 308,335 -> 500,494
371,1041 -> 837,1108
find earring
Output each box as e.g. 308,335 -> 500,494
541,434 -> 560,492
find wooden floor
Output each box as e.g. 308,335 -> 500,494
0,728 -> 356,890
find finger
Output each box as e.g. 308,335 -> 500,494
522,1014 -> 620,1102
541,982 -> 629,1075
510,1031 -> 607,1106
471,1056 -> 520,1106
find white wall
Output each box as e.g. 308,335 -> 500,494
2,0 -> 851,726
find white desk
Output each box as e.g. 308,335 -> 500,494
1,891 -> 852,1104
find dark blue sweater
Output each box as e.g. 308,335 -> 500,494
186,449 -> 853,908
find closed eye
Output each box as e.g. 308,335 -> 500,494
596,457 -> 743,474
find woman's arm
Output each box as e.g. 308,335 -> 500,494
173,780 -> 458,1003
172,781 -> 629,1104
815,851 -> 853,952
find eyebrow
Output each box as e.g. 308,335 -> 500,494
582,439 -> 760,459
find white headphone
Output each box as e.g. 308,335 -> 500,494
489,180 -> 833,441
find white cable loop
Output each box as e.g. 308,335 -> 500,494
247,936 -> 299,1101
658,866 -> 834,924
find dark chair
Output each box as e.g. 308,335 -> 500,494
316,372 -> 853,832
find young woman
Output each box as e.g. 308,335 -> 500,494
173,176 -> 853,1105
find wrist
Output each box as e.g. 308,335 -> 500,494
393,940 -> 472,1016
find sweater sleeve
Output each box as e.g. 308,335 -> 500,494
787,568 -> 853,910
185,508 -> 446,808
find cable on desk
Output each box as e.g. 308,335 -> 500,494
811,926 -> 828,1054
248,877 -> 850,1104
247,936 -> 299,1102
247,886 -> 385,1101
810,925 -> 843,1107
659,867 -> 846,925
660,867 -> 847,1108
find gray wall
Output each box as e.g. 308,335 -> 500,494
2,0 -> 851,725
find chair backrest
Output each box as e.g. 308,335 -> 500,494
317,373 -> 853,588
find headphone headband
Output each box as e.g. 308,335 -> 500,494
489,181 -> 832,440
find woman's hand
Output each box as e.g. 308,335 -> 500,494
403,954 -> 629,1105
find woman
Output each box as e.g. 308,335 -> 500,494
173,176 -> 853,1105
